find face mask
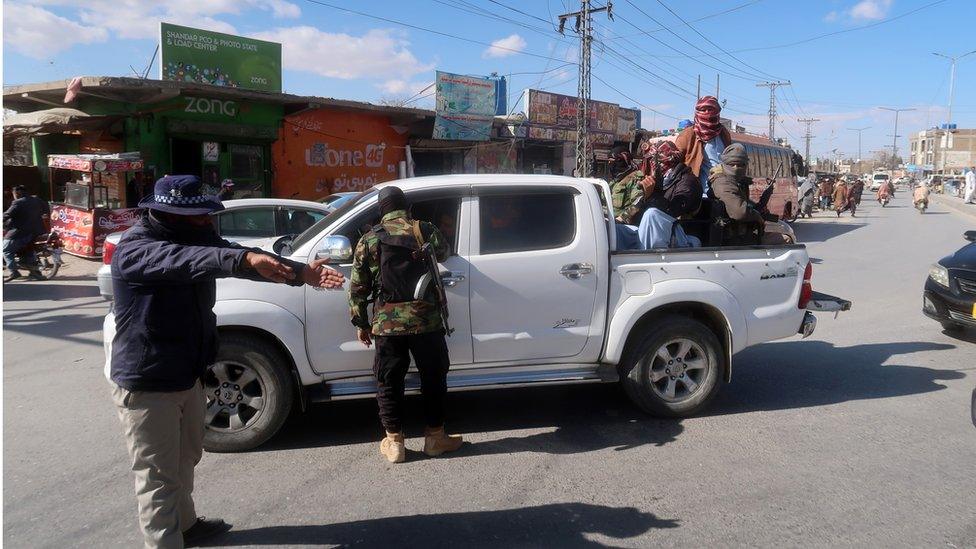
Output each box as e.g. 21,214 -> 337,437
148,212 -> 217,244
724,163 -> 748,178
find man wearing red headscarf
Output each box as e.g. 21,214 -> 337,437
675,96 -> 732,197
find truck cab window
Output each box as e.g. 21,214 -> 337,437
479,193 -> 575,255
335,195 -> 461,255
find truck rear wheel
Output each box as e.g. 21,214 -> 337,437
203,333 -> 294,452
620,315 -> 724,417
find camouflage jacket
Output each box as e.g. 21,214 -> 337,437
348,210 -> 450,336
610,170 -> 645,225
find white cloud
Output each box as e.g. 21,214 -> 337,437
17,1 -> 301,43
848,0 -> 892,21
378,79 -> 432,96
483,34 -> 527,59
253,27 -> 434,80
823,11 -> 839,22
3,3 -> 109,58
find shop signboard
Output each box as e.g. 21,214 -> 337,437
160,22 -> 282,93
526,89 -> 620,144
617,108 -> 641,140
273,110 -> 407,199
433,71 -> 496,141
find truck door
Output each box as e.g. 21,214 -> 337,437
303,188 -> 473,377
468,187 -> 600,363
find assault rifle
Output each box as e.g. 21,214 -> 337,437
410,222 -> 453,337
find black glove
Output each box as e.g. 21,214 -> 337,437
762,211 -> 780,222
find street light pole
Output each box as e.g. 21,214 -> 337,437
878,107 -> 915,170
847,126 -> 871,173
932,50 -> 976,126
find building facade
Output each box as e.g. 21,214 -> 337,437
909,127 -> 976,176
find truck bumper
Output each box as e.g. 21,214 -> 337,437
798,311 -> 817,339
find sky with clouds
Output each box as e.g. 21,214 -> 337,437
4,0 -> 975,158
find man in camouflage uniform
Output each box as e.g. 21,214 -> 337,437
349,186 -> 463,463
608,146 -> 645,225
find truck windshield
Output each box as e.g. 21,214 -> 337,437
290,189 -> 377,250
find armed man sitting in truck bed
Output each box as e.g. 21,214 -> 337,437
708,143 -> 787,246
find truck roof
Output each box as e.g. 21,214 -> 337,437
369,174 -> 593,192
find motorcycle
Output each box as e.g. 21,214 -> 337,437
915,199 -> 928,214
11,232 -> 64,280
880,195 -> 890,207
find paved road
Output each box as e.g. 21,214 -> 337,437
4,194 -> 975,548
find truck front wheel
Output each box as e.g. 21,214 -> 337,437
203,333 -> 295,452
621,316 -> 724,417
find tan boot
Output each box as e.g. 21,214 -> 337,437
379,432 -> 406,463
423,427 -> 463,457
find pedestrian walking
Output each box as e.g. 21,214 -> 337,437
965,167 -> 976,204
108,175 -> 344,548
833,179 -> 849,217
349,186 -> 463,463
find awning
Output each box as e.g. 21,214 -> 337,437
2,108 -> 118,135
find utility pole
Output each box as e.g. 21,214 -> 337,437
799,118 -> 819,173
932,50 -> 976,126
878,107 -> 915,170
558,0 -> 612,178
756,81 -> 790,141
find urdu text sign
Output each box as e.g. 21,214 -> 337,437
433,71 -> 496,141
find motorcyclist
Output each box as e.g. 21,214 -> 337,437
3,185 -> 49,281
913,183 -> 930,209
877,179 -> 895,203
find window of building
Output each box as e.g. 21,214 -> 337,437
230,144 -> 264,181
479,192 -> 576,255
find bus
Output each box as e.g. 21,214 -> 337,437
643,131 -> 800,220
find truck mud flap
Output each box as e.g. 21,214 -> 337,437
806,290 -> 852,313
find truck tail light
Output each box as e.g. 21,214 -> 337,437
103,239 -> 117,265
798,261 -> 813,309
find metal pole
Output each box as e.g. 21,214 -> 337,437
800,118 -> 820,173
756,81 -> 790,141
557,1 -> 611,178
878,107 -> 915,170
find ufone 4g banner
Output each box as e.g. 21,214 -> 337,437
160,22 -> 282,93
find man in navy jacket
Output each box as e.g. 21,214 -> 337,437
109,175 -> 343,548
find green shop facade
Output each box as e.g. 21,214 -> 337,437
4,77 -> 310,201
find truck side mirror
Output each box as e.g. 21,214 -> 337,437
965,231 -> 976,242
315,235 -> 353,263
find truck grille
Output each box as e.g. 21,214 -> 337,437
958,277 -> 976,295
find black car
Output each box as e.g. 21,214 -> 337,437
924,230 -> 976,331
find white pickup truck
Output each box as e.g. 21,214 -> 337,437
104,175 -> 849,452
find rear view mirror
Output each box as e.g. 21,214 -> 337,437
315,235 -> 353,263
966,231 -> 976,242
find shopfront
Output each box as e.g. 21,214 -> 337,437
126,95 -> 283,197
272,109 -> 408,200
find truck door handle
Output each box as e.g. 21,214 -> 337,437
559,263 -> 594,279
440,271 -> 465,287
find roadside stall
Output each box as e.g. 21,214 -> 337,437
47,153 -> 144,258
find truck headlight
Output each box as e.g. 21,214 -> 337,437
929,263 -> 949,288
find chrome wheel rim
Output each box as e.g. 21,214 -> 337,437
204,361 -> 266,432
646,338 -> 709,402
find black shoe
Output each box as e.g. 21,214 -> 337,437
26,271 -> 45,281
183,517 -> 232,547
4,271 -> 22,282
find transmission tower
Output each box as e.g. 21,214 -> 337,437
798,118 -> 819,173
756,81 -> 790,141
558,1 -> 612,177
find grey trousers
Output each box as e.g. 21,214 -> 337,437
112,382 -> 205,549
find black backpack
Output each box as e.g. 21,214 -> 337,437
374,221 -> 434,305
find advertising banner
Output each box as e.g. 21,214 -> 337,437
160,22 -> 282,93
272,110 -> 407,200
51,205 -> 95,257
526,89 -> 630,145
433,71 -> 496,141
